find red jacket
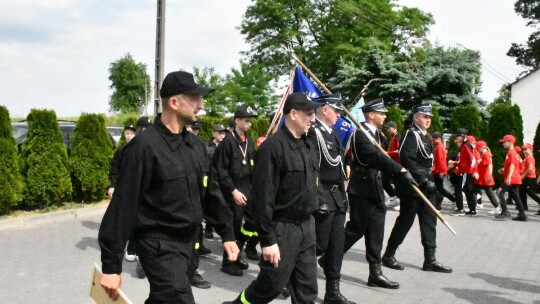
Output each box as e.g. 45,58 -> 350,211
387,133 -> 400,163
432,141 -> 447,175
456,142 -> 477,174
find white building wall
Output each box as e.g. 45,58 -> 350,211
511,69 -> 540,143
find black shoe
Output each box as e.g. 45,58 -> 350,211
465,210 -> 478,217
235,257 -> 249,270
535,211 -> 540,216
198,245 -> 212,256
423,261 -> 453,273
512,215 -> 527,222
423,248 -> 452,273
221,264 -> 243,276
280,286 -> 291,298
382,256 -> 404,270
495,210 -> 511,219
367,263 -> 399,289
245,246 -> 260,260
191,273 -> 211,289
324,279 -> 356,304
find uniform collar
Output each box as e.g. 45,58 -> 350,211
315,118 -> 333,134
154,114 -> 194,151
282,125 -> 309,150
362,122 -> 378,134
413,124 -> 427,136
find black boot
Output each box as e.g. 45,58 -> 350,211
324,278 -> 356,304
422,248 -> 452,273
221,250 -> 243,276
234,241 -> 249,270
367,263 -> 399,289
245,237 -> 260,260
382,246 -> 404,270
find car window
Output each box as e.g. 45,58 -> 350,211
11,124 -> 28,139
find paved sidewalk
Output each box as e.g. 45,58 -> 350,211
0,201 -> 539,304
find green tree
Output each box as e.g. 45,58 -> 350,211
0,106 -> 24,213
507,0 -> 540,69
330,44 -> 485,127
240,0 -> 433,78
533,120 -> 540,164
108,53 -> 151,114
193,63 -> 277,116
384,105 -> 404,135
428,105 -> 443,133
70,114 -> 113,202
450,105 -> 483,138
19,109 -> 72,209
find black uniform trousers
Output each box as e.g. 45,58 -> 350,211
519,178 -> 540,208
242,218 -> 318,304
433,174 -> 455,210
382,172 -> 396,197
136,237 -> 196,304
463,173 -> 477,212
316,210 -> 346,279
450,173 -> 464,210
387,191 -> 437,251
343,193 -> 386,263
499,184 -> 526,216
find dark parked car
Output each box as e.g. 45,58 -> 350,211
11,121 -> 116,154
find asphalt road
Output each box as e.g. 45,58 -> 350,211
1,201 -> 539,304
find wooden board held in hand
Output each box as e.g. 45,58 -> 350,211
90,263 -> 133,304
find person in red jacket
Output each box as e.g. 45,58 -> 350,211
495,135 -> 527,221
448,129 -> 467,216
431,132 -> 455,210
384,121 -> 400,209
457,135 -> 479,216
474,141 -> 500,214
519,143 -> 540,213
505,146 -> 523,207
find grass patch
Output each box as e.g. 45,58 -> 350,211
0,199 -> 109,220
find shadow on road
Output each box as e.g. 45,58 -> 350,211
81,220 -> 101,231
469,272 -> 540,294
76,236 -> 99,251
443,288 -> 522,304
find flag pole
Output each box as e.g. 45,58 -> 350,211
287,51 -> 457,237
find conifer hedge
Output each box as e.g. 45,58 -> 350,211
385,105 -> 404,134
0,106 -> 24,213
70,113 -> 113,202
428,105 -> 444,133
533,121 -> 540,168
19,109 -> 72,208
450,105 -> 483,138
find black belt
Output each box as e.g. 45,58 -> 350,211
322,183 -> 340,192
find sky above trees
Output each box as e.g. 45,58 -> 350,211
0,0 -> 533,118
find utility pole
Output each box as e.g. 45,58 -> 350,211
154,0 -> 166,115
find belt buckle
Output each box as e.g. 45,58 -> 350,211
331,185 -> 339,192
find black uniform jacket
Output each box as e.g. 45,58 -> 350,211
108,144 -> 126,188
206,140 -> 218,161
98,116 -> 207,274
347,123 -> 403,202
252,125 -> 319,247
308,120 -> 347,212
399,124 -> 433,185
213,130 -> 256,200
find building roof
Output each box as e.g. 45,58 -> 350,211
510,67 -> 540,88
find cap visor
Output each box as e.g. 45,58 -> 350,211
185,86 -> 213,95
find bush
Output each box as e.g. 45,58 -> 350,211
19,109 -> 72,209
70,113 -> 113,202
0,106 -> 24,213
196,116 -> 270,142
450,105 -> 483,138
533,121 -> 540,168
428,105 -> 444,133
